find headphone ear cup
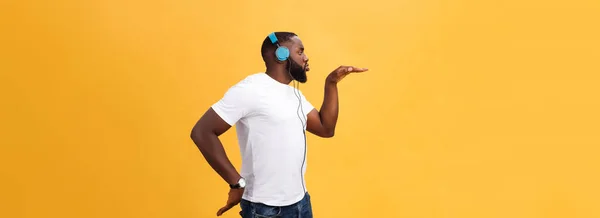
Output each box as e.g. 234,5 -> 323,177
275,46 -> 290,61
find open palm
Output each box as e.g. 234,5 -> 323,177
326,65 -> 368,83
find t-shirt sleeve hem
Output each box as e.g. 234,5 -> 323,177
211,104 -> 237,126
303,105 -> 315,116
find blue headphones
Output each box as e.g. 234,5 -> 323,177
268,32 -> 290,62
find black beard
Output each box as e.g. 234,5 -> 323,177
288,59 -> 307,83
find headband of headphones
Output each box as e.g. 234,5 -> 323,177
268,32 -> 289,61
268,32 -> 280,45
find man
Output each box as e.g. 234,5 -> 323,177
190,31 -> 367,217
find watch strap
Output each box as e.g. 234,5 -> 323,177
229,177 -> 245,189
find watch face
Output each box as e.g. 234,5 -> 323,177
239,178 -> 246,187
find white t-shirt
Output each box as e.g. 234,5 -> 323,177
211,72 -> 315,206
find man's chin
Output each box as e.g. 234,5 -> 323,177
296,74 -> 308,83
291,72 -> 308,83
300,72 -> 308,82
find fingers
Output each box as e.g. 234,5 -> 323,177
217,201 -> 237,216
354,67 -> 369,72
337,66 -> 368,74
216,204 -> 233,216
217,188 -> 244,216
348,67 -> 368,72
330,65 -> 368,83
217,198 -> 242,216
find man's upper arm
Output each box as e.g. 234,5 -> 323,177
193,83 -> 251,136
193,108 -> 232,137
306,108 -> 328,137
301,92 -> 331,138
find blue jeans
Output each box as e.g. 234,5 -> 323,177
239,192 -> 313,218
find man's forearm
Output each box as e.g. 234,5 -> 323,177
191,131 -> 241,185
319,81 -> 339,136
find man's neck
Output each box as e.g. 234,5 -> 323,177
265,67 -> 293,85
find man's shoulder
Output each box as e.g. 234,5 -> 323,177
222,73 -> 265,97
231,73 -> 266,87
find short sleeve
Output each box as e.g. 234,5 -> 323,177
299,91 -> 315,116
211,84 -> 252,126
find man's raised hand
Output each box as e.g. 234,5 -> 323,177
326,65 -> 368,84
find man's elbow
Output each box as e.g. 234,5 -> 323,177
190,128 -> 199,141
321,129 -> 335,138
190,127 -> 207,147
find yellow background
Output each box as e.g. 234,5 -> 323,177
1,0 -> 599,217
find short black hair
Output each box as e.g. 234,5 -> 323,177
261,32 -> 297,64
